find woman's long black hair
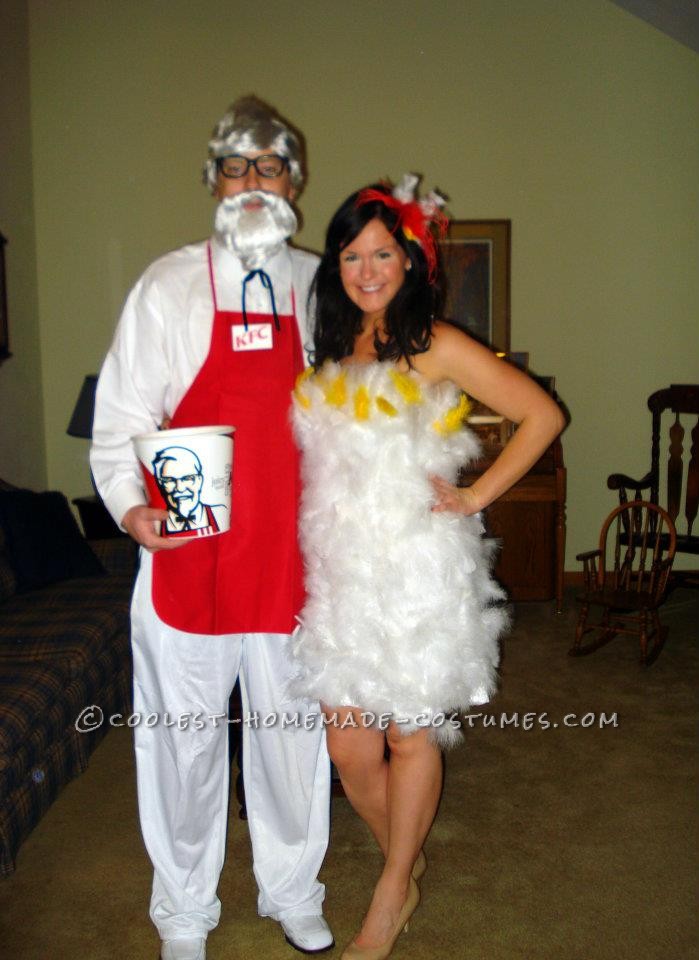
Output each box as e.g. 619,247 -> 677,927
310,184 -> 440,368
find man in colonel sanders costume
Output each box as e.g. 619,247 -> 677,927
91,96 -> 333,960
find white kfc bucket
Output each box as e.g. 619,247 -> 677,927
132,425 -> 234,540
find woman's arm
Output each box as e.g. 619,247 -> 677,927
415,322 -> 566,515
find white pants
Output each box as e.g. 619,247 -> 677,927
131,552 -> 331,942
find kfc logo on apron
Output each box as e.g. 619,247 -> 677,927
232,323 -> 273,351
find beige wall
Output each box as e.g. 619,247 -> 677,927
22,0 -> 699,567
0,0 -> 46,489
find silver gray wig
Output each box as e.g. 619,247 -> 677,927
203,95 -> 305,193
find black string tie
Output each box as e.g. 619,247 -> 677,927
241,269 -> 280,332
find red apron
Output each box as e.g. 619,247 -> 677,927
151,244 -> 305,635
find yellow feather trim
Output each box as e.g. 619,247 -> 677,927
354,385 -> 370,420
433,393 -> 470,434
323,372 -> 347,407
376,395 -> 398,417
294,367 -> 314,409
389,369 -> 422,405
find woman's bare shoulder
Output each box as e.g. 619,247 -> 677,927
429,320 -> 488,352
412,321 -> 485,381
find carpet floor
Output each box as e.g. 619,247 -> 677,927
0,587 -> 697,960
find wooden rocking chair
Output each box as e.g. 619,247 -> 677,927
570,501 -> 677,665
607,384 -> 699,590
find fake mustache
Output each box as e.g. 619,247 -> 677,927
215,190 -> 297,236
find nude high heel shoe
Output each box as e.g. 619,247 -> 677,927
412,849 -> 427,881
340,877 -> 420,960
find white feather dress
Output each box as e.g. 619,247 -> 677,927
291,361 -> 507,747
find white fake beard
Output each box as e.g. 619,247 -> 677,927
214,191 -> 297,269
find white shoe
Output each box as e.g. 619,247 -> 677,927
280,915 -> 334,954
160,937 -> 206,960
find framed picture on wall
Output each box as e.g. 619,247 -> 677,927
438,220 -> 511,353
0,233 -> 9,364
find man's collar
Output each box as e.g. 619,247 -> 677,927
210,236 -> 291,284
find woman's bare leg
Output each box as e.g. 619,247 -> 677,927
323,705 -> 390,855
386,724 -> 442,874
325,707 -> 442,949
354,725 -> 441,947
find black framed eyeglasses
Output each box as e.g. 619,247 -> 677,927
216,154 -> 289,179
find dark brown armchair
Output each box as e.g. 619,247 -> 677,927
607,384 -> 698,589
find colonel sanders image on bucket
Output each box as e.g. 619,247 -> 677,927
132,425 -> 234,539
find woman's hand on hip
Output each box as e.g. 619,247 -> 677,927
430,475 -> 482,516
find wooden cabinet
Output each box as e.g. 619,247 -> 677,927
460,437 -> 566,611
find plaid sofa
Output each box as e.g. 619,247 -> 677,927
0,494 -> 136,876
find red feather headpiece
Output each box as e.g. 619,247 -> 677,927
355,175 -> 448,283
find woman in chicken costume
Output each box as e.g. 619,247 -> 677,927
291,177 -> 564,960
